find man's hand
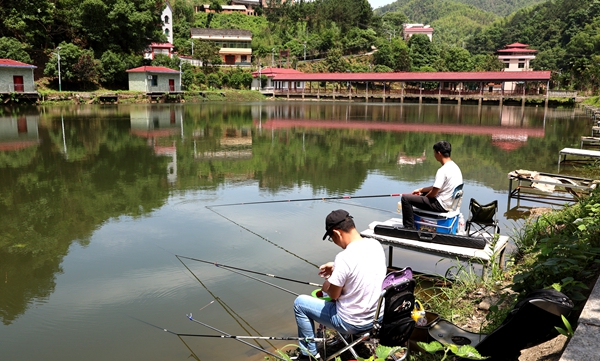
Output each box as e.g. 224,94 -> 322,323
318,262 -> 334,279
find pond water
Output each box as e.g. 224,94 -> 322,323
0,101 -> 591,361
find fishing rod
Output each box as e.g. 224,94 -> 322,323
176,256 -> 276,350
205,207 -> 320,268
186,313 -> 286,361
208,193 -> 402,208
177,255 -> 323,288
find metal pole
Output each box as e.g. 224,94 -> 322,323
56,47 -> 62,92
303,43 -> 306,61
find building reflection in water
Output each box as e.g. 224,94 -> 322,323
129,105 -> 182,184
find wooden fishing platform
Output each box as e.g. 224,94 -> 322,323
580,136 -> 600,148
558,147 -> 600,169
508,170 -> 598,206
361,218 -> 509,278
593,126 -> 600,137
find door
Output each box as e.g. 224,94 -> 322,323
169,79 -> 175,92
13,76 -> 24,92
225,55 -> 235,65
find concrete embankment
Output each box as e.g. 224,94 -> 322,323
559,274 -> 600,361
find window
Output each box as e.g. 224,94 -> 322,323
504,63 -> 510,68
164,15 -> 169,24
164,28 -> 169,37
151,75 -> 158,86
241,55 -> 247,62
518,63 -> 525,69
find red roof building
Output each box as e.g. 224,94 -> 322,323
0,59 -> 37,94
126,66 -> 181,93
403,24 -> 434,42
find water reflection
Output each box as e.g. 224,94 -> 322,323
0,102 -> 591,361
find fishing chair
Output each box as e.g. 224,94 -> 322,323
325,268 -> 416,361
407,184 -> 464,234
465,198 -> 500,237
427,288 -> 574,361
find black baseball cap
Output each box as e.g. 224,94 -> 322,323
322,209 -> 353,240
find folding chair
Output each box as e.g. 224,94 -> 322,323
325,268 -> 416,361
406,184 -> 464,234
465,198 -> 500,237
427,288 -> 573,361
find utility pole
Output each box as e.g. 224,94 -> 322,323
271,48 -> 275,67
303,43 -> 306,61
53,47 -> 62,92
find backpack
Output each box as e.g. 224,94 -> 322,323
373,268 -> 417,347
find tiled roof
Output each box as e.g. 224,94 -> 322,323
252,67 -> 303,76
505,43 -> 529,48
404,28 -> 434,32
270,71 -> 552,82
149,42 -> 174,48
126,66 -> 180,73
0,59 -> 37,68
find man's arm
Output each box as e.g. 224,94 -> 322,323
321,280 -> 342,300
319,261 -> 342,300
412,185 -> 440,198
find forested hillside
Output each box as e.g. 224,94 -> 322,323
376,0 -> 545,17
465,0 -> 600,91
0,0 -> 599,93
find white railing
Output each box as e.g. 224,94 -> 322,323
0,83 -> 37,93
548,90 -> 577,97
146,84 -> 182,93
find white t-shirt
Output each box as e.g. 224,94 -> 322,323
433,160 -> 463,211
327,238 -> 386,326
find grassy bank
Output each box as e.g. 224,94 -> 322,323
35,89 -> 267,105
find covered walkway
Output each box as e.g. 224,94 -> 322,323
262,70 -> 554,105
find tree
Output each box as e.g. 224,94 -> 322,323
442,46 -> 473,72
44,42 -> 84,87
193,40 -> 222,68
0,37 -> 32,63
373,38 -> 410,71
325,48 -> 348,72
72,50 -> 99,89
99,50 -> 127,87
409,34 -> 440,71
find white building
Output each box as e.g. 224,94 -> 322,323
126,66 -> 181,93
144,1 -> 174,60
402,24 -> 433,42
0,59 -> 37,94
497,43 -> 538,92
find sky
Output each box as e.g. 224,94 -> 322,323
369,0 -> 396,10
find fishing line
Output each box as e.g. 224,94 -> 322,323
205,206 -> 319,268
177,255 -> 322,288
208,193 -> 402,208
128,316 -> 202,361
176,256 -> 276,350
186,313 -> 286,360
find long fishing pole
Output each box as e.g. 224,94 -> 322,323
186,313 -> 286,360
176,331 -> 325,342
177,255 -> 323,288
208,193 -> 402,208
176,256 -> 276,350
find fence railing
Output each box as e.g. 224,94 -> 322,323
146,84 -> 182,93
0,83 -> 37,93
548,90 -> 577,97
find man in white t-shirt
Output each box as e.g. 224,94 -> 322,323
292,209 -> 386,360
400,140 -> 463,230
